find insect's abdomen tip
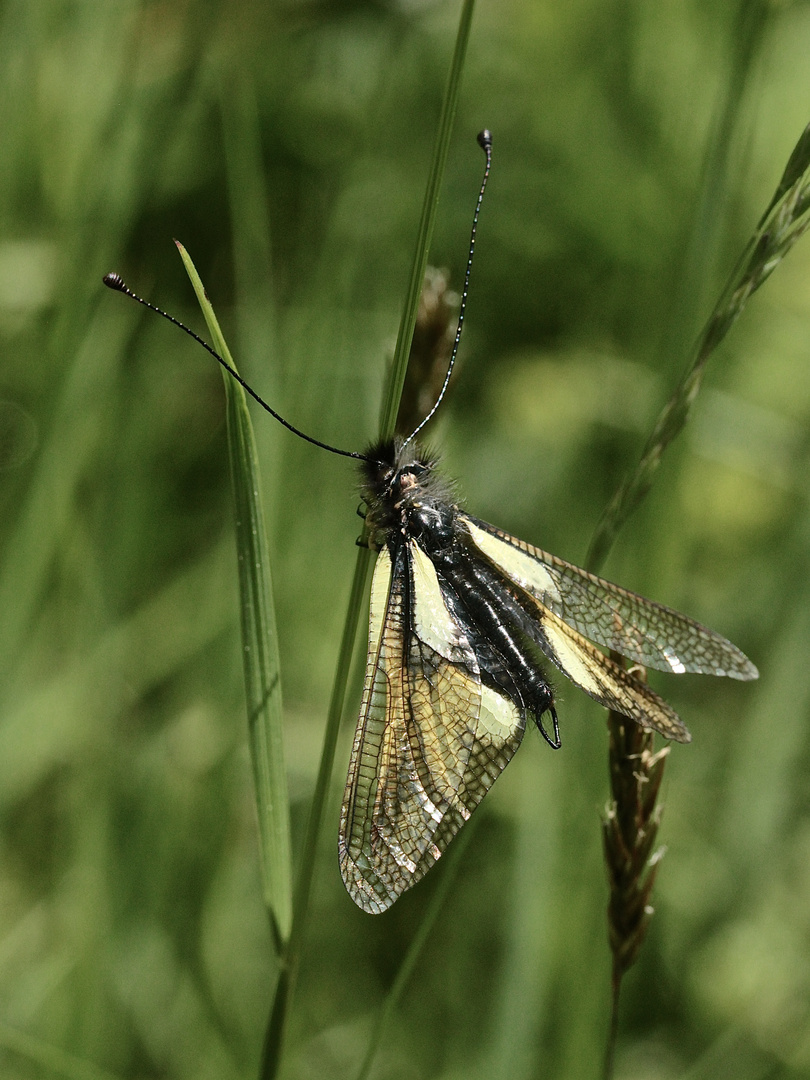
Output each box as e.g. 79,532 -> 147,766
477,129 -> 492,150
103,272 -> 125,291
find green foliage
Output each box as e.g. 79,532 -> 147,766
3,1 -> 810,1079
176,243 -> 293,949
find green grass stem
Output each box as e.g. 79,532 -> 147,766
353,821 -> 477,1080
377,0 -> 478,440
587,120 -> 810,574
258,1 -> 478,1074
593,114 -> 810,1076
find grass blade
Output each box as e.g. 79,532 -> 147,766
258,1 -> 479,1075
176,242 -> 293,950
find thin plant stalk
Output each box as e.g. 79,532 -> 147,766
353,821 -> 478,1080
595,117 -> 810,1076
258,547 -> 372,1080
587,120 -> 810,576
378,0 -> 478,439
602,689 -> 668,1080
259,1 -> 478,1076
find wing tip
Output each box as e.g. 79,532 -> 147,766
339,848 -> 399,915
638,718 -> 692,744
731,658 -> 759,681
670,725 -> 692,745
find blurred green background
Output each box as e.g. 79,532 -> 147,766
3,1 -> 810,1077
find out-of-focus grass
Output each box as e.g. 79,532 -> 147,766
3,2 -> 810,1079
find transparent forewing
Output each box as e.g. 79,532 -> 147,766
528,601 -> 691,742
463,516 -> 758,681
339,542 -> 525,914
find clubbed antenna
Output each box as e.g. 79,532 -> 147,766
102,272 -> 365,461
401,129 -> 492,452
104,128 -> 494,463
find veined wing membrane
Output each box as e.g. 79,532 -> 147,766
463,517 -> 758,681
527,600 -> 691,742
339,542 -> 525,914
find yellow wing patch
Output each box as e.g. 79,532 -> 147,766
339,541 -> 525,914
463,517 -> 757,681
537,605 -> 690,743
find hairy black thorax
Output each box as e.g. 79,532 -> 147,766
359,437 -> 560,747
360,438 -> 458,551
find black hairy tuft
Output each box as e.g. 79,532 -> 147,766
359,437 -> 457,546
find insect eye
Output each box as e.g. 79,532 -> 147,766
404,462 -> 430,481
370,469 -> 395,498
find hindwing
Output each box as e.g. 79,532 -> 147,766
520,600 -> 690,741
339,541 -> 526,914
462,516 -> 758,681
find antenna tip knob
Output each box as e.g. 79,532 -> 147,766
477,129 -> 492,150
103,272 -> 126,291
